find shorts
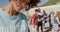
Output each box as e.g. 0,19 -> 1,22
37,21 -> 43,32
38,21 -> 42,27
43,19 -> 48,23
45,21 -> 47,23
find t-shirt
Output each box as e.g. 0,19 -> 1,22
43,13 -> 48,21
30,13 -> 38,25
38,12 -> 43,22
0,9 -> 28,32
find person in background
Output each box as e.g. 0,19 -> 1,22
42,10 -> 49,29
56,12 -> 60,32
50,11 -> 59,32
30,9 -> 40,32
43,10 -> 48,23
56,12 -> 60,30
37,8 -> 43,32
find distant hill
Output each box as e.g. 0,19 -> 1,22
41,0 -> 60,6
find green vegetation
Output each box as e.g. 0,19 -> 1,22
41,0 -> 60,7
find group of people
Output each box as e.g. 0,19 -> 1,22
0,0 -> 60,32
0,0 -> 40,32
29,8 -> 60,32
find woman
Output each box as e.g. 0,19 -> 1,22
0,0 -> 30,32
50,11 -> 59,32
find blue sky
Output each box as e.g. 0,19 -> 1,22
0,0 -> 49,8
0,0 -> 9,8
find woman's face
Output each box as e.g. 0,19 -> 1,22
11,0 -> 29,12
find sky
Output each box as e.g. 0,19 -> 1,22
0,0 -> 9,8
0,0 -> 49,8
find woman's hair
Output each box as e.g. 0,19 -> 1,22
9,0 -> 40,10
9,0 -> 15,1
35,9 -> 40,12
9,0 -> 11,1
26,0 -> 40,10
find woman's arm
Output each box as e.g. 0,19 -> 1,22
56,16 -> 60,25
